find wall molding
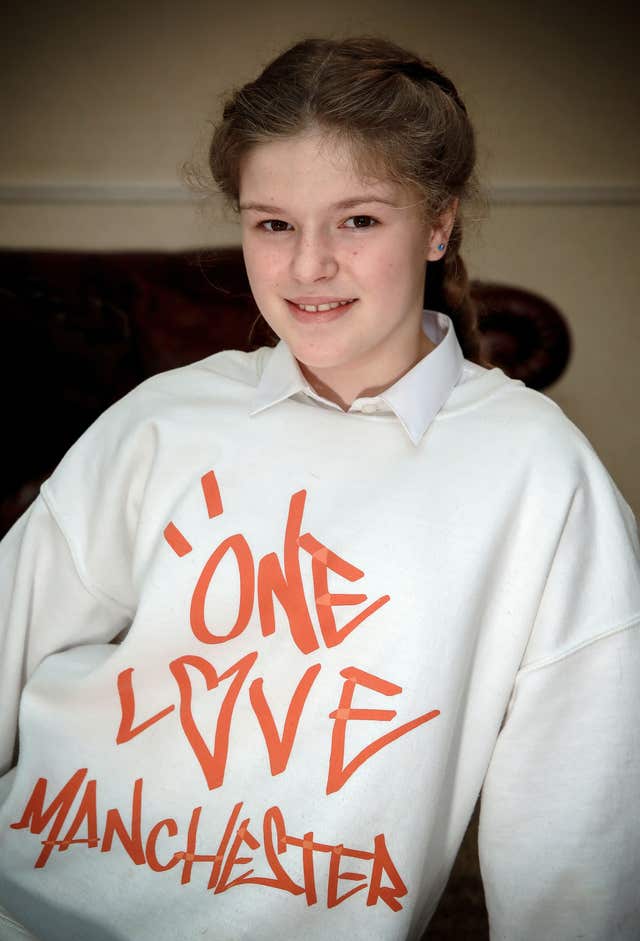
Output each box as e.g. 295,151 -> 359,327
0,183 -> 198,205
487,184 -> 640,206
1,182 -> 639,207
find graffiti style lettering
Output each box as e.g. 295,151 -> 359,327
190,534 -> 255,644
101,778 -> 145,864
249,664 -> 322,776
298,532 -> 390,648
10,772 -> 408,912
168,481 -> 389,655
116,654 -> 438,794
116,669 -> 175,744
327,667 -> 440,795
257,490 -> 322,654
169,652 -> 258,790
10,768 -> 88,868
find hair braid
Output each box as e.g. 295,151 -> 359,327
427,221 -> 486,365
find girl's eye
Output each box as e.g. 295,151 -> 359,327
343,215 -> 378,229
257,215 -> 377,232
259,219 -> 293,232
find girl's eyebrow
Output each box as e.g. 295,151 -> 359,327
239,195 -> 399,213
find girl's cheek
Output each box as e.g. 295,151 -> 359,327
264,246 -> 288,270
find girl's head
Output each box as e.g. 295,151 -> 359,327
208,37 -> 484,403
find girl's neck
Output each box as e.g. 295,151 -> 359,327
297,329 -> 436,412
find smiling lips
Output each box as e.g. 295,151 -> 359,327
288,297 -> 357,312
285,297 -> 358,325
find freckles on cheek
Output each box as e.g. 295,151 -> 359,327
252,256 -> 278,284
267,253 -> 287,277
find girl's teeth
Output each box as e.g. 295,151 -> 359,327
296,300 -> 354,312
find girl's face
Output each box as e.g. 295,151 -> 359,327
239,131 -> 451,407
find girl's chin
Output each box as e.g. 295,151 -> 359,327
294,346 -> 352,375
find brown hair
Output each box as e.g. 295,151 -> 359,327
208,36 -> 485,363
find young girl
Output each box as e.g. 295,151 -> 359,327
1,36 -> 638,941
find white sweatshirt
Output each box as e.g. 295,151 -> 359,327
0,312 -> 639,941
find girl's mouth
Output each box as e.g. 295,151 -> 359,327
286,298 -> 357,323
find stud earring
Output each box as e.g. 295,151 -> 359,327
437,243 -> 446,251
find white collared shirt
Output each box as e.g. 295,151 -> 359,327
250,310 -> 466,446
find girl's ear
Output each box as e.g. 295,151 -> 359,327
426,198 -> 459,261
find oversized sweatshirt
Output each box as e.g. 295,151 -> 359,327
0,311 -> 639,941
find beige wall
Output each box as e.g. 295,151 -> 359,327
1,0 -> 638,511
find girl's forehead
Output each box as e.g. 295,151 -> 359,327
239,132 -> 404,205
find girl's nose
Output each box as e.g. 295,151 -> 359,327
290,231 -> 339,283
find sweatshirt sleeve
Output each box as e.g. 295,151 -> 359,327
478,422 -> 640,940
0,493 -> 133,776
0,377 -> 160,777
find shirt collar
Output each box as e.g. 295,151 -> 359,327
249,310 -> 465,446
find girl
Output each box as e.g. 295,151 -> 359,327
1,36 -> 639,941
